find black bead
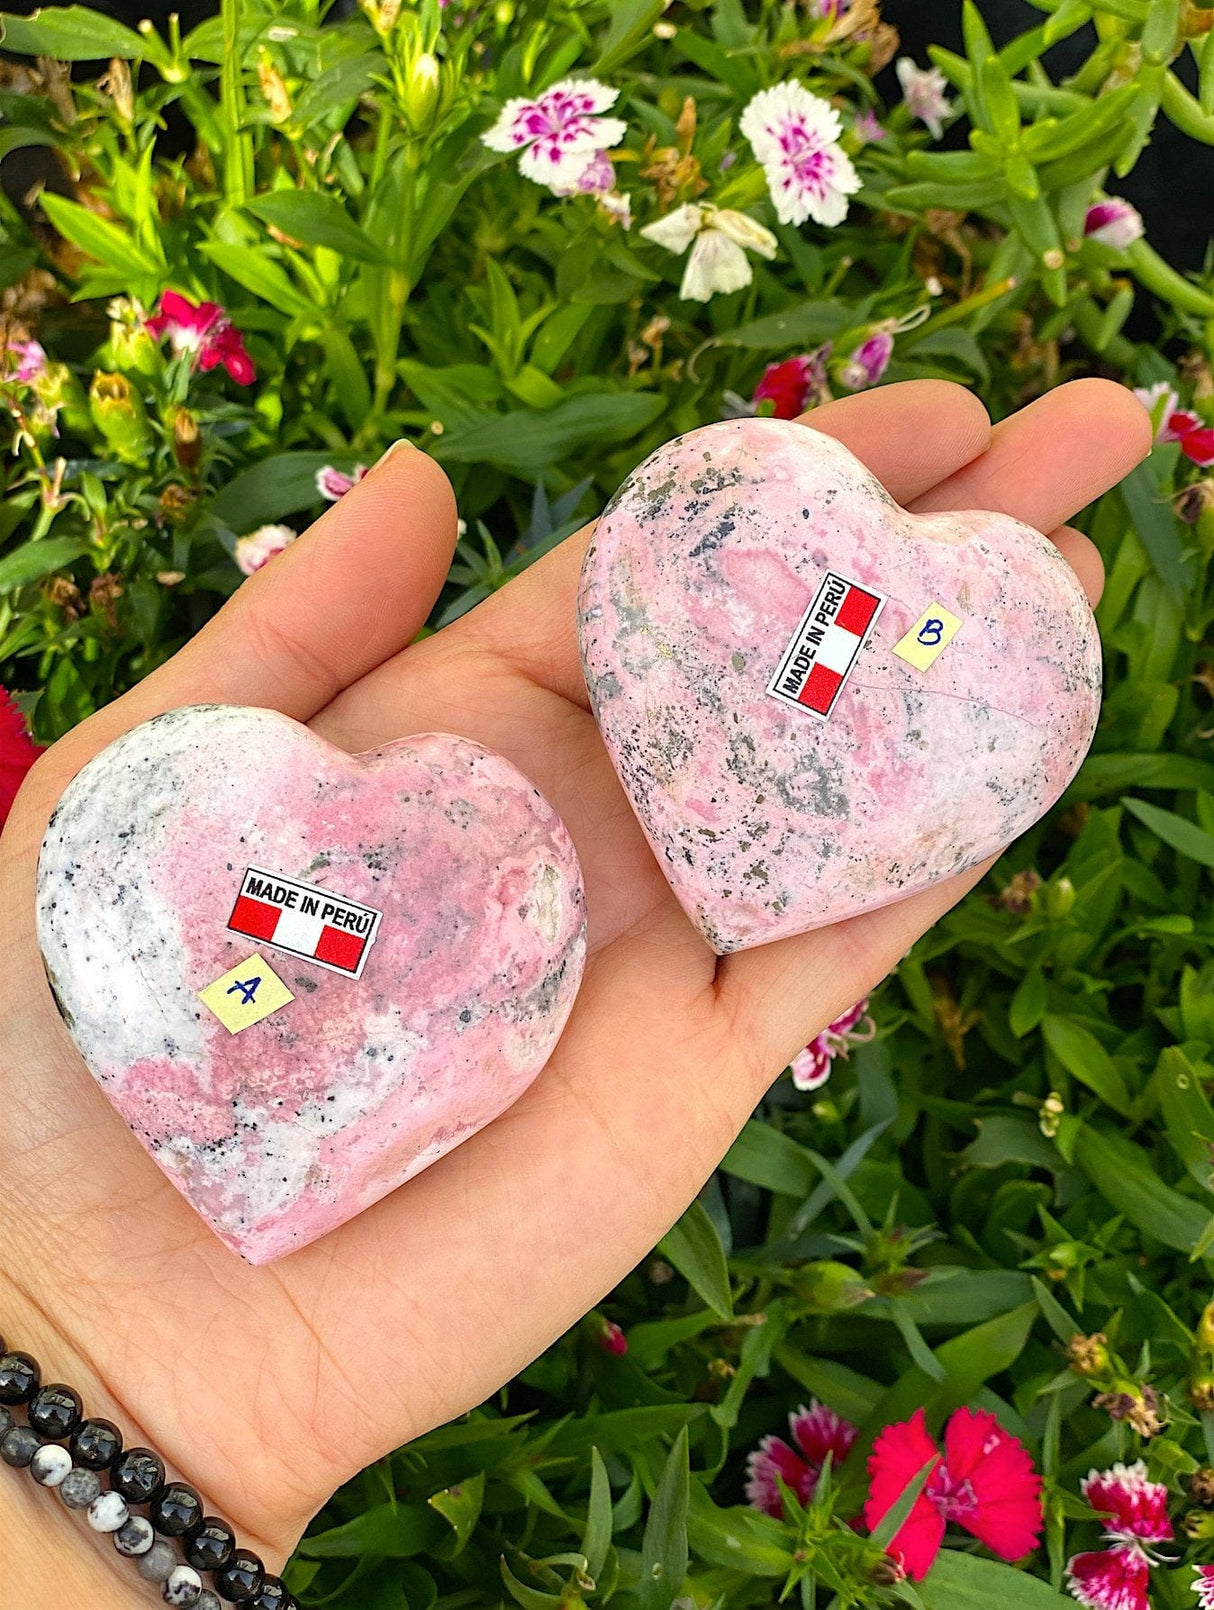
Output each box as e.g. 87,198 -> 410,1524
185,1516 -> 236,1573
152,1480 -> 204,1537
71,1416 -> 122,1470
246,1578 -> 293,1610
111,1446 -> 167,1505
214,1549 -> 264,1601
28,1382 -> 83,1440
0,1424 -> 41,1467
0,1351 -> 40,1405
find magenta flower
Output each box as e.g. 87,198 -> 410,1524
753,353 -> 824,419
865,1408 -> 1043,1582
147,291 -> 255,385
599,1320 -> 627,1356
316,464 -> 369,501
0,687 -> 42,831
746,1401 -> 857,1516
481,78 -> 626,194
1084,199 -> 1144,251
839,330 -> 893,391
1,338 -> 47,385
234,523 -> 297,576
1195,1565 -> 1214,1610
789,998 -> 870,1092
1065,1462 -> 1174,1610
853,109 -> 887,145
896,58 -> 955,140
740,82 -> 861,227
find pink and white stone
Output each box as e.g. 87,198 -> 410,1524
36,706 -> 586,1263
578,417 -> 1101,952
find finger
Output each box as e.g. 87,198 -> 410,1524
455,381 -> 992,708
20,445 -> 458,791
716,380 -> 1149,1071
910,377 -> 1153,534
1052,525 -> 1104,608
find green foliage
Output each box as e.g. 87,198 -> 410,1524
2,0 -> 1214,1604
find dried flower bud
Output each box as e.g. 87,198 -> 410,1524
869,1556 -> 907,1587
88,371 -> 151,464
258,51 -> 292,125
1068,1332 -> 1112,1377
1182,1467 -> 1214,1508
1175,480 -> 1214,524
171,407 -> 200,471
99,57 -> 134,126
1094,1384 -> 1166,1438
996,868 -> 1042,914
1190,1375 -> 1214,1415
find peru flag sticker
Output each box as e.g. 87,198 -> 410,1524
767,571 -> 886,721
227,867 -> 382,980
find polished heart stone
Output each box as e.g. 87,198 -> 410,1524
578,417 -> 1101,953
36,705 -> 586,1263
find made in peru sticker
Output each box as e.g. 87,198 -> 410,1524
227,867 -> 382,980
766,571 -> 886,721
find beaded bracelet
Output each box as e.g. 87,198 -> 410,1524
0,1333 -> 297,1608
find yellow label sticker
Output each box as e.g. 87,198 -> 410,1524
199,953 -> 294,1035
892,603 -> 963,671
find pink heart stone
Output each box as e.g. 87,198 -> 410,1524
578,417 -> 1101,952
36,705 -> 586,1263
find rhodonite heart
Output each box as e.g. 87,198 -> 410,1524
578,417 -> 1101,953
36,705 -> 586,1263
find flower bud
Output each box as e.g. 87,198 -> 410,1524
89,371 -> 152,464
1182,1467 -> 1214,1508
170,407 -> 200,471
1045,877 -> 1076,921
1183,1507 -> 1214,1540
405,52 -> 443,135
1067,1332 -> 1112,1377
598,1320 -> 627,1357
1197,1299 -> 1214,1351
795,1260 -> 874,1313
1190,1374 -> 1214,1415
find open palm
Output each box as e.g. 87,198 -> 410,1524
0,379 -> 1149,1595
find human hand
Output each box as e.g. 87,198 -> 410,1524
0,379 -> 1150,1601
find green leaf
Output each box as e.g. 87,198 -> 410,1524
0,127 -> 60,160
199,241 -> 314,319
658,1197 -> 733,1320
581,1449 -> 613,1583
0,5 -> 148,58
715,300 -> 852,349
298,1503 -> 443,1558
427,1470 -> 484,1559
1155,1046 -> 1214,1191
639,1428 -> 689,1610
1067,752 -> 1214,800
1009,967 -> 1049,1038
592,0 -> 666,75
721,1120 -> 816,1195
500,1558 -> 564,1610
685,1482 -> 793,1577
433,393 -> 665,478
870,1454 -> 938,1551
205,451 -> 361,533
963,1115 -> 1060,1172
1041,1017 -> 1133,1117
39,194 -> 162,279
246,191 -> 386,264
923,1550 -> 1077,1607
1118,460 -> 1186,602
1074,1127 -> 1213,1254
1123,796 -> 1214,871
0,536 -> 89,593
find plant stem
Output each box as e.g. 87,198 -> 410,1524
220,0 -> 254,206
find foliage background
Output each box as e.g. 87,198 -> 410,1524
1,1 -> 1214,1606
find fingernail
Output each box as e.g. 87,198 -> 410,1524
371,438 -> 415,472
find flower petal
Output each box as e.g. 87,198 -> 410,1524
639,203 -> 704,255
543,76 -> 621,117
864,1410 -> 945,1581
1080,1462 -> 1172,1545
942,1409 -> 1042,1562
679,229 -> 753,301
711,208 -> 778,258
481,95 -> 550,152
745,1435 -> 817,1517
1193,1564 -> 1214,1610
1066,1546 -> 1151,1610
790,1401 -> 858,1469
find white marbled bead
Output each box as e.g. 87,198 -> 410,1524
114,1514 -> 156,1557
163,1564 -> 203,1606
29,1443 -> 73,1486
58,1467 -> 102,1509
196,1593 -> 222,1610
87,1488 -> 130,1532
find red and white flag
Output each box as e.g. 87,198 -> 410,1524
767,570 -> 885,720
227,867 -> 382,979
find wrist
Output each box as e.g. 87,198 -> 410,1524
0,1269 -> 290,1606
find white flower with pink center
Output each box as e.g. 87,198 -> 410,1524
1194,1564 -> 1214,1610
235,524 -> 297,576
790,998 -> 871,1091
1080,1461 -> 1172,1546
481,77 -> 626,195
896,58 -> 955,141
1066,1544 -> 1150,1610
1084,199 -> 1143,251
740,82 -> 861,228
316,464 -> 369,501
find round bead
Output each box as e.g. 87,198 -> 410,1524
111,1445 -> 166,1504
0,1351 -> 40,1405
115,1514 -> 157,1557
28,1382 -> 83,1440
152,1480 -> 204,1537
164,1564 -> 204,1606
215,1548 -> 264,1601
198,1593 -> 224,1610
247,1577 -> 294,1609
0,1406 -> 12,1440
59,1466 -> 102,1509
0,1424 -> 40,1467
30,1442 -> 73,1486
88,1488 -> 131,1532
72,1416 -> 122,1470
138,1540 -> 178,1583
185,1516 -> 236,1573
